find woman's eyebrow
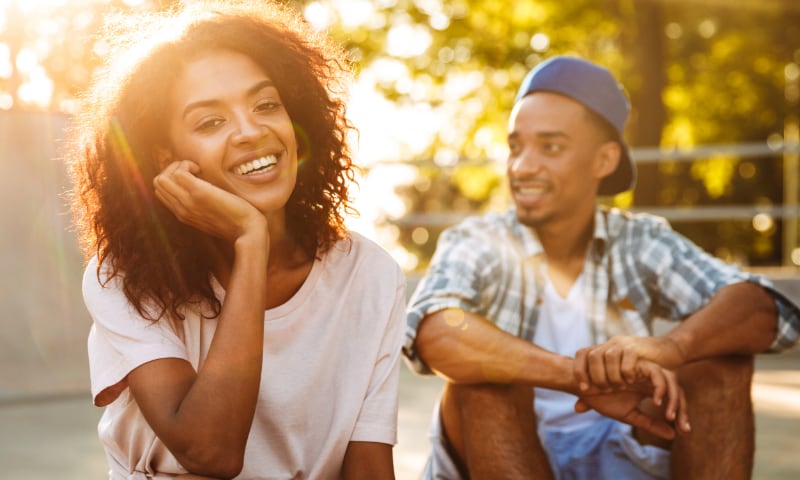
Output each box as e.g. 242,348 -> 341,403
182,79 -> 276,119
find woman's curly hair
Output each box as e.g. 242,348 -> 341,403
66,0 -> 357,321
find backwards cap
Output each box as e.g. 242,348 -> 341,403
515,56 -> 635,195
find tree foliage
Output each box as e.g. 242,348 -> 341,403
1,0 -> 797,268
307,0 -> 799,268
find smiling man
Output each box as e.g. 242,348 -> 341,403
404,56 -> 800,479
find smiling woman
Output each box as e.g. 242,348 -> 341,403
156,51 -> 300,222
63,1 -> 405,479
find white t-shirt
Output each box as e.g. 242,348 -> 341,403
533,273 -> 604,431
85,232 -> 406,479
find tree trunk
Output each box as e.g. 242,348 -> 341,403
628,1 -> 667,205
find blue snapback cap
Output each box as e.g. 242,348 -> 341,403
515,56 -> 636,195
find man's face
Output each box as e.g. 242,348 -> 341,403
506,92 -> 614,228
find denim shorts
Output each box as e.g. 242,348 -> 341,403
422,400 -> 670,480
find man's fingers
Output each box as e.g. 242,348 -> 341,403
662,370 -> 680,422
603,347 -> 625,385
573,398 -> 590,413
624,409 -> 676,441
573,349 -> 590,391
639,362 -> 666,408
587,348 -> 610,388
676,387 -> 691,434
620,348 -> 638,384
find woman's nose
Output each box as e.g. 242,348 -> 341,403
231,112 -> 267,145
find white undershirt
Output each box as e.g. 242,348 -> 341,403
533,272 -> 604,430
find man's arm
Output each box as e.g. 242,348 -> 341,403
416,308 -> 575,390
416,307 -> 689,437
667,281 -> 777,361
574,281 -> 778,388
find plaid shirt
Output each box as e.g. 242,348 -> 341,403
404,206 -> 800,374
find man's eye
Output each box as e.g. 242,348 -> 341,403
544,143 -> 563,153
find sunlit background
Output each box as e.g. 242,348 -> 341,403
1,1 -> 800,478
1,0 -> 799,270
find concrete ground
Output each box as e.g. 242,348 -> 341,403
0,350 -> 798,479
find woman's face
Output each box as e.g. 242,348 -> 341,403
162,49 -> 298,216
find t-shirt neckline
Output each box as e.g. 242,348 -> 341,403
210,252 -> 325,321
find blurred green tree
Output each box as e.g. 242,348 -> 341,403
1,0 -> 796,268
303,0 -> 799,269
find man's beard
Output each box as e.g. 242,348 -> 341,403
515,206 -> 551,228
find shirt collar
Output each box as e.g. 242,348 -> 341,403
507,208 -> 544,258
507,206 -> 610,259
592,206 -> 610,258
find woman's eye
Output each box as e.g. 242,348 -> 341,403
255,100 -> 282,113
195,118 -> 224,132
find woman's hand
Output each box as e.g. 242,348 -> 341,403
153,160 -> 266,243
174,475 -> 224,479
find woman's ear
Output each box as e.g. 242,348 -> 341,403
594,141 -> 621,180
152,147 -> 172,170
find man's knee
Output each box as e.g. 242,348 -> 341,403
443,384 -> 535,457
439,383 -> 553,479
679,355 -> 754,400
440,383 -> 535,450
671,356 -> 756,478
443,382 -> 534,419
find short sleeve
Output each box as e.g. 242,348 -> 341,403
84,257 -> 189,406
350,261 -> 406,445
633,222 -> 800,351
404,223 -> 497,373
622,220 -> 748,319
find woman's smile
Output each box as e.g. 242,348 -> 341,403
165,49 -> 299,216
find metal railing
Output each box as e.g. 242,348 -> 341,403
383,141 -> 800,266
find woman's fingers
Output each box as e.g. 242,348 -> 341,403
154,164 -> 198,220
153,160 -> 266,242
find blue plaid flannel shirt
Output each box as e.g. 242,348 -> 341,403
404,207 -> 800,374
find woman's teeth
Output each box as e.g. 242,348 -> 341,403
236,155 -> 278,175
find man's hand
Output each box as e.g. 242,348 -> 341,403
573,335 -> 687,389
574,359 -> 691,440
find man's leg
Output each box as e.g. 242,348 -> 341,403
438,382 -> 554,480
670,355 -> 755,479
